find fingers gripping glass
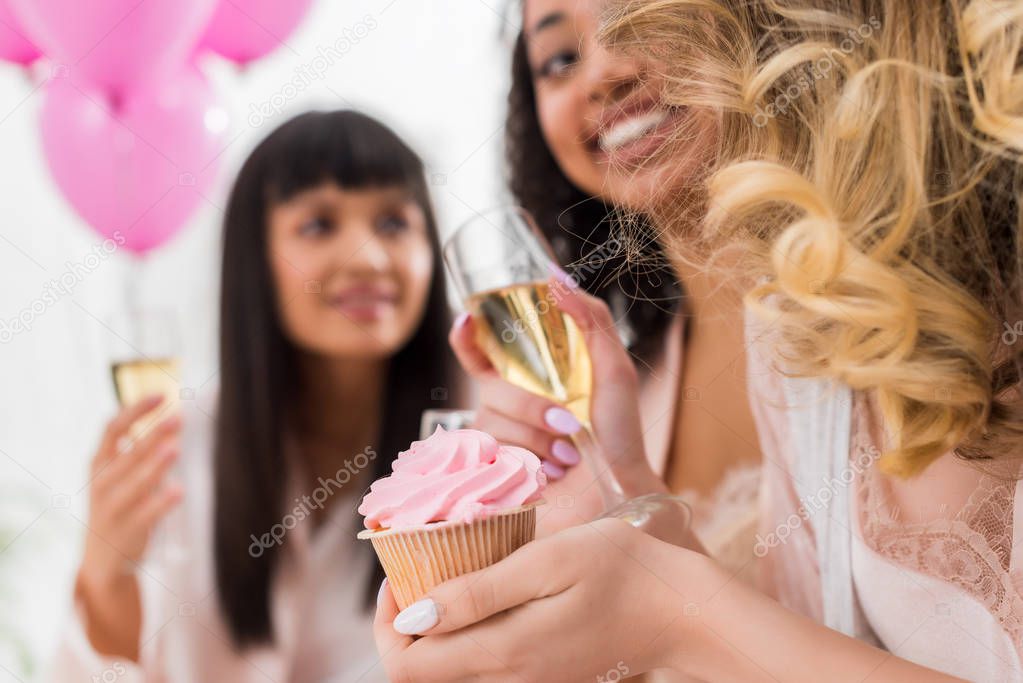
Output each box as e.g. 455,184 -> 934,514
443,207 -> 692,544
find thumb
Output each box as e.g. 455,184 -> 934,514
390,539 -> 561,637
448,311 -> 496,378
547,272 -> 639,392
373,579 -> 414,657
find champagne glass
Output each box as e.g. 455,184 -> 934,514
443,207 -> 694,545
439,206 -> 695,543
443,207 -> 629,510
106,308 -> 186,562
420,409 -> 476,439
108,309 -> 182,436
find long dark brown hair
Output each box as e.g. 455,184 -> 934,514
213,110 -> 455,648
505,29 -> 682,363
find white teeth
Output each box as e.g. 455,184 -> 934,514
598,109 -> 669,151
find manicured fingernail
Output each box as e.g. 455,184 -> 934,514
551,439 -> 581,466
377,577 -> 389,606
393,598 -> 439,635
544,407 -> 581,435
542,460 -> 566,480
548,263 -> 578,289
454,311 -> 470,329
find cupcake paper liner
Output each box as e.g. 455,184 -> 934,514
357,503 -> 539,610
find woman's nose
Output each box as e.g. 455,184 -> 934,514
584,42 -> 642,105
333,225 -> 390,275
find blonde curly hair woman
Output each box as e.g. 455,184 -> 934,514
371,1 -> 1023,680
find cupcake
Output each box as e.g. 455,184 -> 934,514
357,426 -> 546,609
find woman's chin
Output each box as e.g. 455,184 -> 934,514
604,170 -> 679,215
612,155 -> 710,216
298,328 -> 406,361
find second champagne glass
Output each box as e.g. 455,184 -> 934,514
419,409 -> 477,439
107,309 -> 182,436
105,308 -> 187,563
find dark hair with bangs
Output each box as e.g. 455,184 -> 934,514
213,110 -> 456,648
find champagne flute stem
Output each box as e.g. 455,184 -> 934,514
570,424 -> 627,510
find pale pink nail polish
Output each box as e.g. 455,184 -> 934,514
454,311 -> 470,329
542,460 -> 566,480
551,439 -> 581,466
377,577 -> 389,606
544,407 -> 582,435
548,263 -> 579,289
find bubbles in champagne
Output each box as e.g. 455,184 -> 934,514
469,281 -> 592,425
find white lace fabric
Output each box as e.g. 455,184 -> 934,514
748,337 -> 1023,677
852,393 -> 1023,656
680,464 -> 762,581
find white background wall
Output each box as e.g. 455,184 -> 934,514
0,2 -> 514,678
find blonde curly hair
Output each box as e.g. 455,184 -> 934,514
603,0 -> 1023,476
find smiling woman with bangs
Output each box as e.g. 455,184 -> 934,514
49,110 -> 457,683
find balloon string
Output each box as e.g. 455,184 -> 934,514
125,254 -> 144,342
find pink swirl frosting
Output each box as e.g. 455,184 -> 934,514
358,426 -> 546,530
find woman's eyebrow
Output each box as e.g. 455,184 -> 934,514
528,11 -> 565,38
373,185 -> 417,203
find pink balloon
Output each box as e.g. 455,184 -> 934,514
39,71 -> 226,254
10,0 -> 216,96
0,0 -> 38,65
197,0 -> 314,64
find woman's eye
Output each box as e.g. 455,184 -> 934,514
298,216 -> 331,237
377,214 -> 408,236
537,51 -> 578,79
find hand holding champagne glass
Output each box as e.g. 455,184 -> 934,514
105,308 -> 188,561
108,309 -> 182,437
444,209 -> 698,549
444,208 -> 627,509
73,310 -> 186,661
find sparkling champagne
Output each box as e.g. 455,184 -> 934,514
111,357 -> 181,434
469,281 -> 592,425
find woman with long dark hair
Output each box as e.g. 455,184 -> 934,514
51,110 -> 455,681
452,0 -> 762,559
